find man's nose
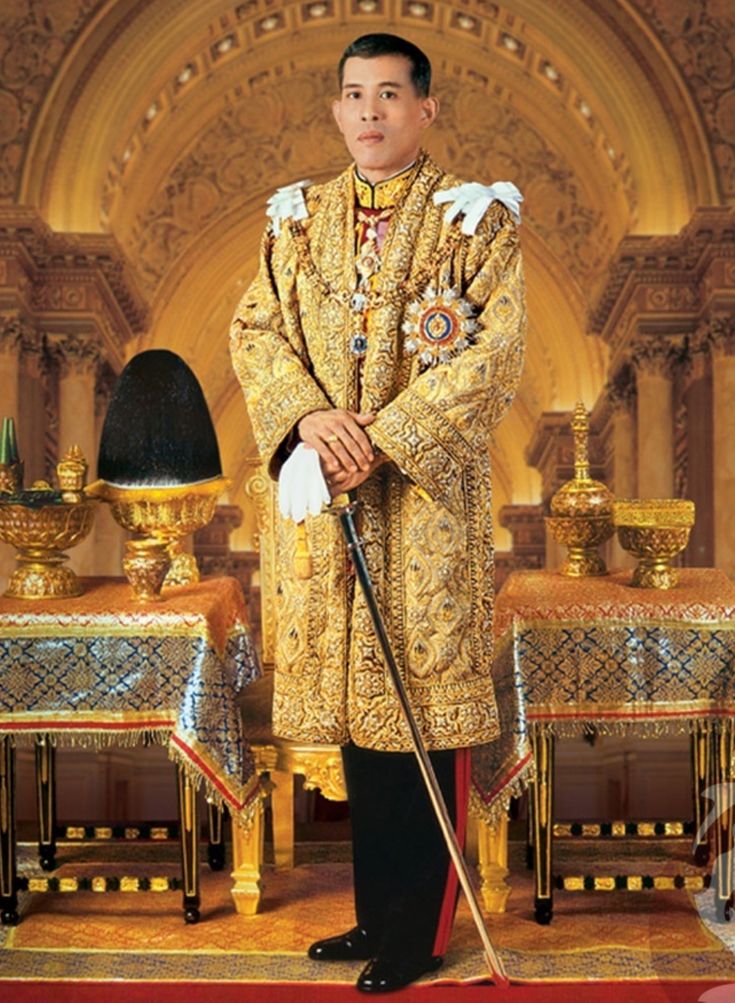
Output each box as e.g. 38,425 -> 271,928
361,100 -> 380,120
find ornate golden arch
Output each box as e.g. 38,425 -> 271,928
14,0 -> 723,547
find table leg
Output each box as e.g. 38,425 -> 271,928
207,801 -> 226,872
35,735 -> 56,872
230,798 -> 265,916
526,784 -> 535,870
712,720 -> 734,923
531,723 -> 555,925
692,722 -> 711,866
271,769 -> 295,869
0,737 -> 17,925
476,814 -> 510,913
176,765 -> 200,924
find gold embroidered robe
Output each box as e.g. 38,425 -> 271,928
230,154 -> 526,752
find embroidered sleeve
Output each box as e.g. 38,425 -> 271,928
369,207 -> 526,514
229,229 -> 331,478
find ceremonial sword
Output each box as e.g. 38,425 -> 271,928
331,496 -> 509,988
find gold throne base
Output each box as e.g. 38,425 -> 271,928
232,672 -> 509,916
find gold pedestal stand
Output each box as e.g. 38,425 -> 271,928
88,478 -> 229,601
1,504 -> 95,599
0,446 -> 95,600
614,499 -> 695,589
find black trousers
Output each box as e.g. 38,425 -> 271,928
341,742 -> 469,963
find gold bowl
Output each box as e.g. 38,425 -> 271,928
0,498 -> 95,599
87,477 -> 229,601
545,514 -> 614,577
613,498 -> 695,589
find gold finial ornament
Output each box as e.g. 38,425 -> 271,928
0,432 -> 96,600
57,445 -> 88,502
613,498 -> 695,589
545,403 -> 615,576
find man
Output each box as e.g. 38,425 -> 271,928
230,33 -> 526,992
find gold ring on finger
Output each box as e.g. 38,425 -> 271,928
326,434 -> 339,443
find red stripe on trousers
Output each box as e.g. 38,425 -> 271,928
432,746 -> 471,956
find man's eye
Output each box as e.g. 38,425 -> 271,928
346,91 -> 361,99
380,90 -> 397,99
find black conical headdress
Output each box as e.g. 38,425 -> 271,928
98,350 -> 222,486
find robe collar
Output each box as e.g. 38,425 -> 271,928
353,158 -> 422,210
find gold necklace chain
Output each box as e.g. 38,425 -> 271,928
286,220 -> 461,313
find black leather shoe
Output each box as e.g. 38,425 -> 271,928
356,955 -> 443,993
308,926 -> 373,961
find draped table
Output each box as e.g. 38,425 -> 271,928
470,568 -> 735,923
0,576 -> 261,924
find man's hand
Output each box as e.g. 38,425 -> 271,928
324,452 -> 388,498
298,409 -> 375,476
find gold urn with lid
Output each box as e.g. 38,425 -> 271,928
545,403 -> 615,576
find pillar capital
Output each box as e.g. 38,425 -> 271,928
680,321 -> 714,383
708,315 -> 735,359
605,373 -> 636,416
0,315 -> 33,357
54,335 -> 102,379
630,337 -> 678,379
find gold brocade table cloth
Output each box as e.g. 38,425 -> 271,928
0,576 -> 261,819
470,567 -> 735,924
471,567 -> 735,821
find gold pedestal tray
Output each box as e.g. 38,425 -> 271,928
613,498 -> 695,589
545,514 -> 613,577
87,478 -> 229,601
0,499 -> 95,599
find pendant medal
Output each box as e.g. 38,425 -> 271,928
350,333 -> 369,357
403,287 -> 479,367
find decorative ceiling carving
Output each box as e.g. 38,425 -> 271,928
631,0 -> 735,200
0,0 -> 103,199
125,67 -> 610,297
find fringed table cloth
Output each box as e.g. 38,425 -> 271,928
0,576 -> 261,924
471,568 -> 735,923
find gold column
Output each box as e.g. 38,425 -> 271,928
711,319 -> 735,578
632,338 -> 675,499
56,336 -> 100,575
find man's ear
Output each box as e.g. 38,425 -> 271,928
420,96 -> 439,129
332,99 -> 344,134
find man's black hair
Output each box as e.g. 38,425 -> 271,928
338,33 -> 431,97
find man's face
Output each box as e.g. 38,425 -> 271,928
332,54 -> 438,183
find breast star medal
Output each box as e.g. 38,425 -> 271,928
402,287 -> 479,367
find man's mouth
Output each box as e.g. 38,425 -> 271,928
358,131 -> 384,143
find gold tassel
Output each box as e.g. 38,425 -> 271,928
294,522 -> 313,579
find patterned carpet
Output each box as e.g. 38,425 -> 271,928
2,837 -> 734,987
